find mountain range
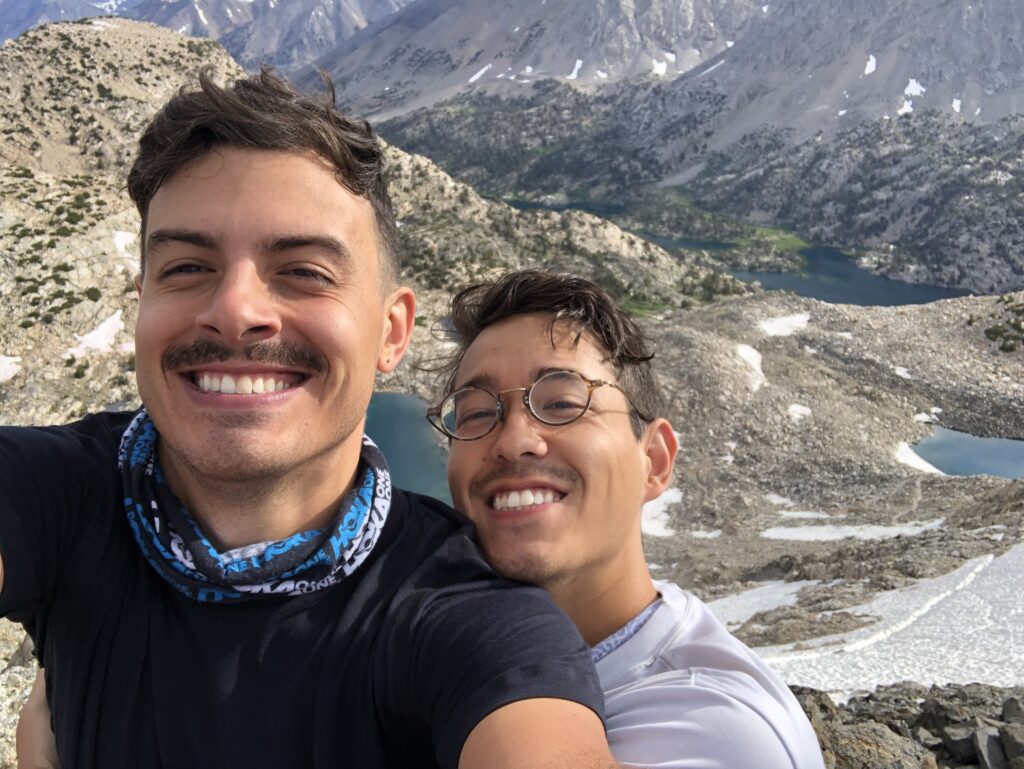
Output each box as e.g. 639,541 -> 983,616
4,0 -> 1024,291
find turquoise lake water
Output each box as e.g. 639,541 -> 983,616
913,427 -> 1024,480
732,246 -> 971,307
366,392 -> 450,504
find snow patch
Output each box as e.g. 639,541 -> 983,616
736,345 -> 765,391
761,519 -> 943,542
766,494 -> 795,507
0,355 -> 22,383
952,98 -> 962,114
66,311 -> 125,358
892,366 -> 912,379
897,100 -> 914,116
652,59 -> 667,76
642,487 -> 681,537
697,60 -> 725,78
759,313 -> 809,337
113,231 -> 136,257
864,54 -> 877,75
904,78 -> 926,97
708,580 -> 815,627
762,4 -> 769,12
468,64 -> 492,83
567,59 -> 583,80
913,412 -> 936,424
726,40 -> 734,48
595,70 -> 608,79
788,404 -> 812,423
895,443 -> 946,475
975,107 -> 982,116
758,546 -> 1024,692
522,65 -> 534,75
838,109 -> 847,117
196,6 -> 208,26
663,51 -> 676,62
692,529 -> 722,539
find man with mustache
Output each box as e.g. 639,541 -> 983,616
0,71 -> 615,768
426,270 -> 826,769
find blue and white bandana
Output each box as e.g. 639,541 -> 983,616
118,409 -> 392,603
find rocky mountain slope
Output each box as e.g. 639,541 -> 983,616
1,17 -> 1022,769
689,112 -> 1024,294
373,0 -> 1024,294
127,0 -> 412,71
310,0 -> 763,117
0,0 -> 414,70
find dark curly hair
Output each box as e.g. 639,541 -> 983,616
127,67 -> 399,283
439,269 -> 661,436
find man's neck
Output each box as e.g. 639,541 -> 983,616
547,545 -> 658,647
158,439 -> 363,551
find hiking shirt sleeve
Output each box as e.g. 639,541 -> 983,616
0,418 -> 121,623
383,535 -> 606,769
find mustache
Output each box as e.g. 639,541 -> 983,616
162,338 -> 328,374
468,462 -> 581,498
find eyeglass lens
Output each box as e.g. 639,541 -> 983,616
439,371 -> 592,439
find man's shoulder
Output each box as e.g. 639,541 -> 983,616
1,410 -> 133,452
601,581 -> 825,769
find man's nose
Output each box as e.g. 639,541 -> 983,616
194,264 -> 281,342
488,397 -> 549,462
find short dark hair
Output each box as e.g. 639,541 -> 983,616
127,68 -> 399,283
440,270 -> 661,436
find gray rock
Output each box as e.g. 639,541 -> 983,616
1001,723 -> 1024,761
942,721 -> 981,764
1005,697 -> 1024,725
831,721 -> 932,769
976,726 -> 1009,769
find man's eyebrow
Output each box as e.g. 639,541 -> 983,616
456,371 -> 500,391
146,228 -> 218,253
455,367 -> 585,391
263,235 -> 353,264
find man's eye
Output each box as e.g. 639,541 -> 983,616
456,408 -> 497,428
161,263 -> 206,277
286,268 -> 334,285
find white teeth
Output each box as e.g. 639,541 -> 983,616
492,487 -> 562,512
195,373 -> 294,394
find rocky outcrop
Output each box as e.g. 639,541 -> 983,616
797,683 -> 1024,769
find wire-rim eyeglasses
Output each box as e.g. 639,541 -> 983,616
426,369 -> 649,441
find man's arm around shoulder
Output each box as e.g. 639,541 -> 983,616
460,698 -> 620,769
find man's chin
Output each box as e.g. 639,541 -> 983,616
486,549 -> 560,588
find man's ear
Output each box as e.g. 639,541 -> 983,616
641,419 -> 678,503
134,272 -> 143,297
378,286 -> 416,373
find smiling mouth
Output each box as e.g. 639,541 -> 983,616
491,488 -> 565,512
188,371 -> 305,395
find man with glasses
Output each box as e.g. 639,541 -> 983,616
428,269 -> 826,769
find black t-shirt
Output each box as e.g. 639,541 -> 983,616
0,412 -> 602,768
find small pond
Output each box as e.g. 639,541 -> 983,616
913,426 -> 1024,480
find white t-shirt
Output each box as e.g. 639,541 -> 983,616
597,582 -> 825,769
